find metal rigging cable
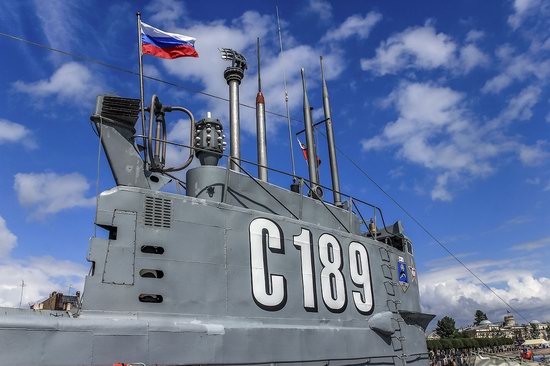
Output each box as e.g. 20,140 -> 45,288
0,30 -> 531,323
0,31 -> 291,120
328,137 -> 531,324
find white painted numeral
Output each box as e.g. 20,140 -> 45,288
318,233 -> 346,312
293,228 -> 317,311
349,241 -> 374,314
250,220 -> 375,315
249,218 -> 286,310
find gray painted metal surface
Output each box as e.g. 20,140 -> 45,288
0,174 -> 431,365
256,38 -> 268,182
0,92 -> 433,365
221,48 -> 247,173
187,166 -> 358,232
91,96 -> 150,189
301,68 -> 321,197
227,78 -> 241,172
255,99 -> 268,181
320,56 -> 342,207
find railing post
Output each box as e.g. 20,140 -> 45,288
299,178 -> 304,220
348,196 -> 354,232
373,207 -> 377,240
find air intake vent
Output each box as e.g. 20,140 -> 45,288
94,95 -> 141,126
144,196 -> 172,229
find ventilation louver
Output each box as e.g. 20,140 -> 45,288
144,196 -> 172,229
94,95 -> 140,126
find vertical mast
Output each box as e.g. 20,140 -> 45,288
320,56 -> 342,207
220,49 -> 247,172
227,78 -> 241,172
136,12 -> 148,167
301,68 -> 322,199
276,6 -> 297,187
256,38 -> 268,181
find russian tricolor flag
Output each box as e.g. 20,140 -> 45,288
297,138 -> 321,166
141,21 -> 198,59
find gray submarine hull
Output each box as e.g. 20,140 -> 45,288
0,167 -> 433,365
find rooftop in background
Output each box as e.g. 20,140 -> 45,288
30,291 -> 80,312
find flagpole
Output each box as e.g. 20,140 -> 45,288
136,11 -> 148,167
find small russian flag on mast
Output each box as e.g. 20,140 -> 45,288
140,21 -> 198,59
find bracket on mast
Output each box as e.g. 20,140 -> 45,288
219,48 -> 248,71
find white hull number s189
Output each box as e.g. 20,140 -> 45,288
249,218 -> 374,314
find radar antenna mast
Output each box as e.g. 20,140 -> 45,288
276,6 -> 297,188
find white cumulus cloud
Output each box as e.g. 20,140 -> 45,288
362,81 -> 549,200
14,172 -> 95,217
306,0 -> 333,21
420,254 -> 550,325
500,85 -> 541,122
0,216 -> 17,258
484,85 -> 543,131
459,44 -> 490,73
360,24 -> 488,76
0,119 -> 36,149
0,256 -> 87,308
482,46 -> 550,94
0,215 -> 87,307
508,0 -> 542,29
145,0 -> 188,27
465,30 -> 485,43
322,12 -> 382,42
13,62 -> 101,105
157,10 -> 344,135
517,141 -> 549,166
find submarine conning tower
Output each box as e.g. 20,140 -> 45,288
0,47 -> 434,366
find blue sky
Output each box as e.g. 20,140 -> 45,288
0,0 -> 548,327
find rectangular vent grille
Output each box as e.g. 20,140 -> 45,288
95,95 -> 141,126
144,196 -> 172,229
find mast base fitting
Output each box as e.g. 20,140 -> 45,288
309,186 -> 323,200
224,67 -> 244,84
290,182 -> 300,193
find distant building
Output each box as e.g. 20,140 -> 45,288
460,315 -> 549,342
504,314 -> 516,327
426,330 -> 441,340
30,291 -> 80,311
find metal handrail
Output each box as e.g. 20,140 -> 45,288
135,134 -> 392,235
301,179 -> 350,233
228,158 -> 299,220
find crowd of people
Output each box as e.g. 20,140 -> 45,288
429,345 -> 518,366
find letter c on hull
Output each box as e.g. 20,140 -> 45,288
249,218 -> 287,310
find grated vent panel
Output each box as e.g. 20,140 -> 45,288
96,95 -> 140,126
144,196 -> 172,229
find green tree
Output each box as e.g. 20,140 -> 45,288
436,316 -> 458,338
440,339 -> 453,349
474,310 -> 488,325
452,338 -> 464,349
427,340 -> 442,350
463,338 -> 475,348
